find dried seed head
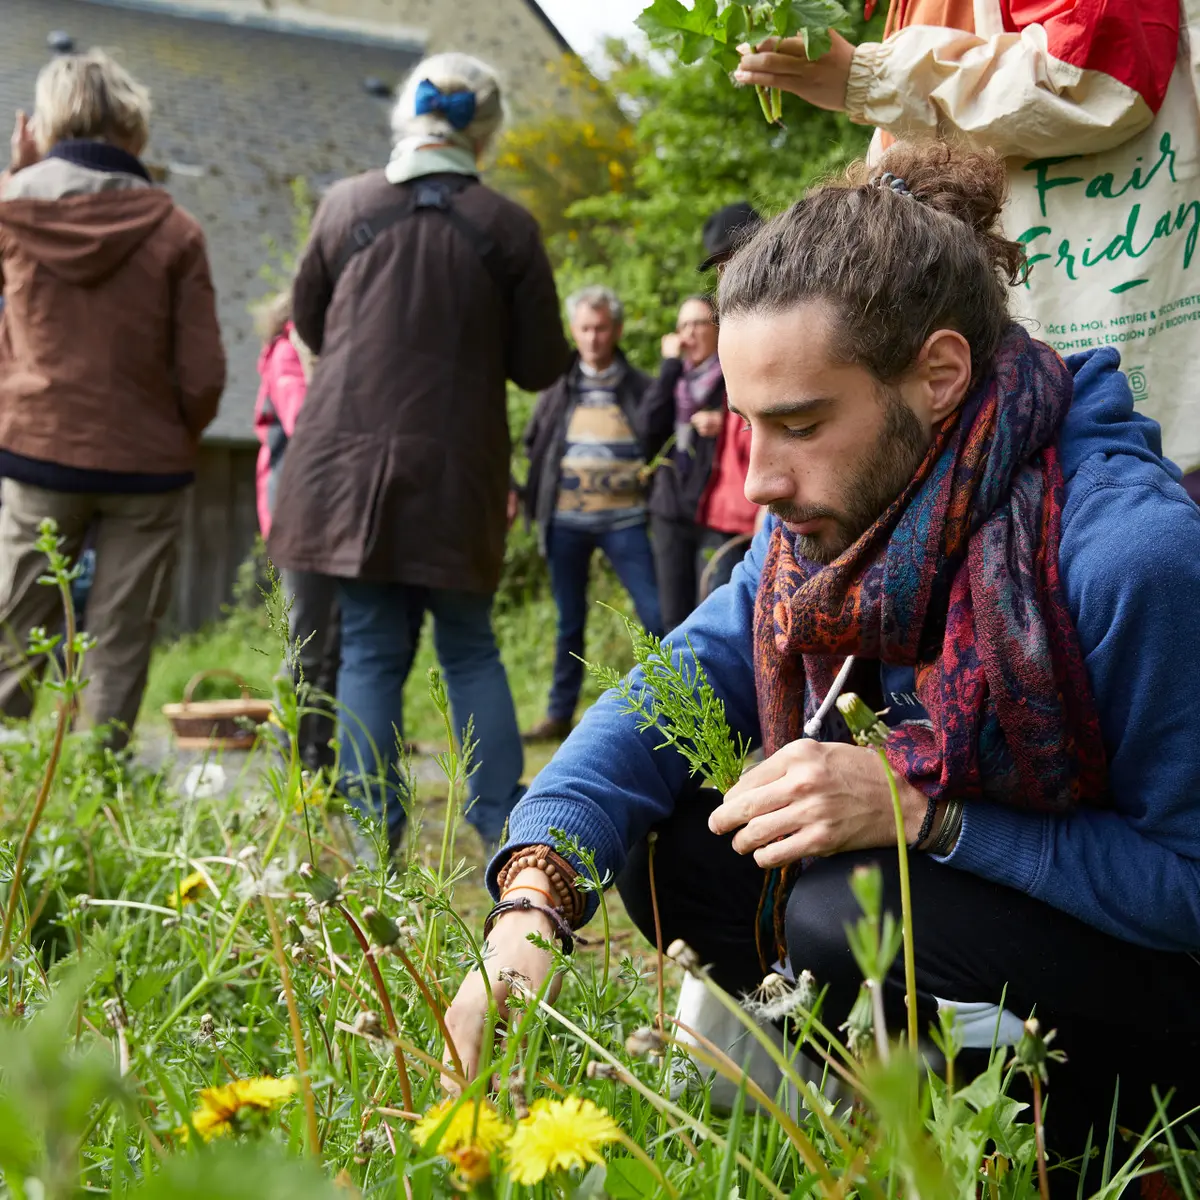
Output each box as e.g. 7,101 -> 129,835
298,861 -> 341,906
744,970 -> 820,1023
361,906 -> 401,948
625,1026 -> 667,1057
795,969 -> 819,1011
199,1012 -> 216,1039
666,939 -> 702,973
836,693 -> 890,747
508,1068 -> 529,1120
103,998 -> 126,1030
498,968 -> 533,1002
586,1061 -> 622,1081
285,915 -> 305,946
756,973 -> 791,1001
840,986 -> 875,1060
352,1009 -> 386,1040
354,1127 -> 385,1163
1009,1015 -> 1064,1083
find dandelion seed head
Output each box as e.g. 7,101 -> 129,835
352,1010 -> 386,1040
624,1027 -> 666,1057
666,939 -> 701,973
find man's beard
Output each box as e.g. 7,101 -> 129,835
771,389 -> 929,564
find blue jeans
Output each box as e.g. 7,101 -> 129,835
336,581 -> 523,847
546,520 -> 664,722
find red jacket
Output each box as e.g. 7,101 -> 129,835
696,407 -> 757,537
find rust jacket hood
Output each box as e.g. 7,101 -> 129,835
0,187 -> 175,285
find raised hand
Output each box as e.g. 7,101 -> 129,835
734,32 -> 856,113
9,111 -> 39,173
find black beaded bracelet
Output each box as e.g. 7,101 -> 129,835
911,794 -> 938,849
484,897 -> 575,956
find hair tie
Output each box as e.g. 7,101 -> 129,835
875,172 -> 912,197
414,78 -> 477,131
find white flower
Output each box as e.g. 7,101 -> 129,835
183,763 -> 227,800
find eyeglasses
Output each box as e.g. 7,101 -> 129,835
677,318 -> 715,334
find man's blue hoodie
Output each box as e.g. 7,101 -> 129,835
494,348 -> 1200,952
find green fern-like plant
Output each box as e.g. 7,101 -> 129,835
584,607 -> 749,792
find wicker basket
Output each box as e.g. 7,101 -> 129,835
162,669 -> 273,751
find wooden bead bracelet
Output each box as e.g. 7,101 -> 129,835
496,845 -> 583,926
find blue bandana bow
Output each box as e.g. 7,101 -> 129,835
414,78 -> 477,131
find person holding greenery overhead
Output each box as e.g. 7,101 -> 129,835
733,0 -> 1200,491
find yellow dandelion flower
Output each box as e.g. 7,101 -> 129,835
411,1097 -> 510,1156
447,1143 -> 493,1187
180,1075 -> 297,1141
168,870 -> 208,909
505,1096 -> 622,1185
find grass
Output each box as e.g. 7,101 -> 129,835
3,528 -> 1199,1200
139,551 -> 640,750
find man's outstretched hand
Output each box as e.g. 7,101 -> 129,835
442,874 -> 564,1090
709,739 -> 930,866
734,32 -> 856,113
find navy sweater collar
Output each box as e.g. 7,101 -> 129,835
47,139 -> 152,183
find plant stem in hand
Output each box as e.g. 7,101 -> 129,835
755,85 -> 775,123
877,747 -> 919,1050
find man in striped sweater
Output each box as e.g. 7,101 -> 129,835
521,286 -> 665,742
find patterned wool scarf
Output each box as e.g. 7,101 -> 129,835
752,325 -> 1110,962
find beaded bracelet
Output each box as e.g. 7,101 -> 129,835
484,897 -> 575,956
911,794 -> 938,849
496,845 -> 583,926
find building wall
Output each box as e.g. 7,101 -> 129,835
170,446 -> 261,632
91,0 -> 570,112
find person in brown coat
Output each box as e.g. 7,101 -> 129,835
270,51 -> 570,850
0,49 -> 225,748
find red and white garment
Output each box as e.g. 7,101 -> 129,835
848,0 -> 1200,474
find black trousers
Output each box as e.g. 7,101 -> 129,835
617,791 -> 1200,1174
650,515 -> 734,631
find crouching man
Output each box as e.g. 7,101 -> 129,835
446,143 -> 1200,1163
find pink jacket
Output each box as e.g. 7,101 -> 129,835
254,323 -> 308,538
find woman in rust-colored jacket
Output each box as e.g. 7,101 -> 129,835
0,50 -> 225,747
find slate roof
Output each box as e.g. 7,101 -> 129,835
0,0 -> 422,443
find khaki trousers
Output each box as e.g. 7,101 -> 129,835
0,480 -> 185,747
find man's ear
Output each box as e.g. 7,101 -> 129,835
918,329 -> 972,423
